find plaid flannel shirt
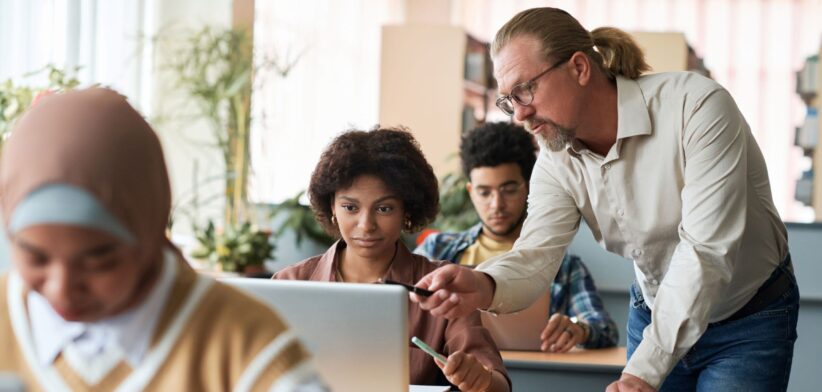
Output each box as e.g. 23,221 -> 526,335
414,223 -> 619,348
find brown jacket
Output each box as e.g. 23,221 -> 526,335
274,241 -> 509,387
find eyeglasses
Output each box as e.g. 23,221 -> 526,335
472,182 -> 525,203
495,58 -> 569,116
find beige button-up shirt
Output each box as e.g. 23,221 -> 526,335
476,72 -> 788,388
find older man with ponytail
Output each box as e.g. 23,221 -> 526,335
412,7 -> 797,392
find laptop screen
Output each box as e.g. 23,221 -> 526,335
0,374 -> 25,392
222,278 -> 409,392
480,291 -> 551,351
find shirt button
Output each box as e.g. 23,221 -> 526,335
632,249 -> 643,257
649,278 -> 659,285
604,163 -> 611,170
617,209 -> 625,216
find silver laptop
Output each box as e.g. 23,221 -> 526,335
222,278 -> 409,392
480,291 -> 551,351
0,374 -> 25,392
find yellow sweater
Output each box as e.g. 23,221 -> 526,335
0,258 -> 313,392
458,232 -> 515,267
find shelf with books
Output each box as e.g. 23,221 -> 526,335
794,53 -> 822,218
379,25 -> 496,177
630,31 -> 711,77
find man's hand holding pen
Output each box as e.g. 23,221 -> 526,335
409,264 -> 496,319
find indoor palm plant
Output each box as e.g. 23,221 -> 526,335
164,26 -> 298,273
166,26 -> 255,227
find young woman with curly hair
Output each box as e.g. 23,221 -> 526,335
274,126 -> 510,392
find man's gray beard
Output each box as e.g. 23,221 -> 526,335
540,124 -> 575,152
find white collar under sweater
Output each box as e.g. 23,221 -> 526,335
29,249 -> 177,373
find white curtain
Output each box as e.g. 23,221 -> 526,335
0,0 -> 155,113
0,0 -> 157,271
451,0 -> 822,221
249,0 -> 405,203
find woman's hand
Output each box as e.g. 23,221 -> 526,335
438,351 -> 492,392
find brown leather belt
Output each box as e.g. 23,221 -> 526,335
720,255 -> 795,324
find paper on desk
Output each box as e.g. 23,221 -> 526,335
409,385 -> 449,392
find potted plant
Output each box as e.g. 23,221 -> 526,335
161,26 -> 300,271
190,220 -> 274,275
0,65 -> 80,148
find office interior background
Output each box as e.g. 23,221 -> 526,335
1,0 -> 821,391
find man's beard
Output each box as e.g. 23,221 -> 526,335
482,219 -> 520,238
526,120 -> 575,152
482,210 -> 527,238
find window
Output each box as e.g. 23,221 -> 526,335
249,0 -> 404,203
0,0 -> 154,113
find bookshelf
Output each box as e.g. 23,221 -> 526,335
379,25 -> 494,177
795,52 -> 822,219
630,31 -> 710,77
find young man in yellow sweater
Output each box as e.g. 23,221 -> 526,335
415,122 -> 618,352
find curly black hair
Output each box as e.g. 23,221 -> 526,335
308,126 -> 439,236
460,122 -> 537,181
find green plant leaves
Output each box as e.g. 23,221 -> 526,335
0,65 -> 79,143
269,191 -> 335,247
432,172 -> 478,232
191,219 -> 275,273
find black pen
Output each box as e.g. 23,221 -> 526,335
382,279 -> 435,297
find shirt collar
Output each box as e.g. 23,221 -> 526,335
564,76 -> 652,158
466,223 -> 484,241
29,248 -> 178,367
615,75 -> 653,139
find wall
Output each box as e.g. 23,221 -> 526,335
378,24 -> 467,178
630,32 -> 688,73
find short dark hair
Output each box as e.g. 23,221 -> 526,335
308,126 -> 439,236
460,122 -> 537,181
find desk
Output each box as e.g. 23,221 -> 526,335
502,347 -> 626,392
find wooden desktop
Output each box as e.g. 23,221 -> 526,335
501,347 -> 626,391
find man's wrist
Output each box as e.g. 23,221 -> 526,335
474,270 -> 496,310
619,372 -> 655,391
569,316 -> 590,343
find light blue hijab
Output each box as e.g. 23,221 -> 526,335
7,183 -> 136,244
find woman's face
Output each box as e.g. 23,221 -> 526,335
333,175 -> 405,261
10,225 -> 154,322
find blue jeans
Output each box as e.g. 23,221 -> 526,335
627,260 -> 799,392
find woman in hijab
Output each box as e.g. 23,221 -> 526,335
274,127 -> 511,392
0,88 -> 324,391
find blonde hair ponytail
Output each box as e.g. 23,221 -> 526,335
493,8 -> 650,80
590,27 -> 650,79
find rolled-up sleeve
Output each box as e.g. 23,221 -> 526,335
624,89 -> 748,387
